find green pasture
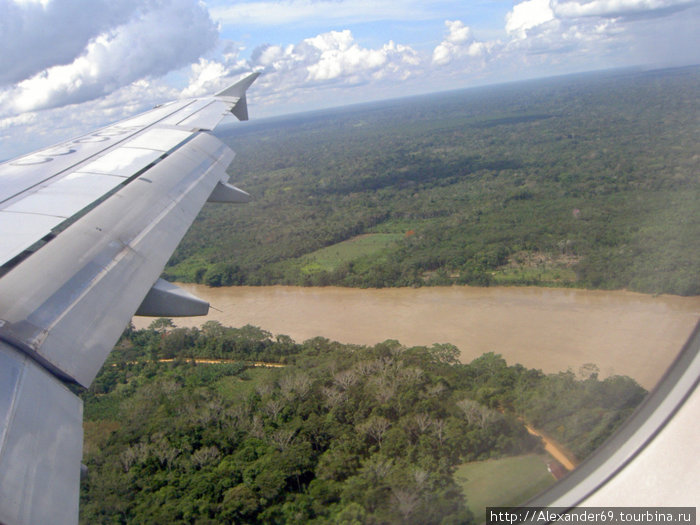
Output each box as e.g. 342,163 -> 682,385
212,366 -> 278,399
491,266 -> 578,286
455,454 -> 555,522
297,233 -> 403,274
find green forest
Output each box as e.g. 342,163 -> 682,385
164,66 -> 699,295
79,322 -> 646,523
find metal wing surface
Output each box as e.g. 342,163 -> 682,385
0,72 -> 259,525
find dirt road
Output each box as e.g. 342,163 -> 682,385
525,425 -> 578,471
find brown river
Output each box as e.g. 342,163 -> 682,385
133,285 -> 700,390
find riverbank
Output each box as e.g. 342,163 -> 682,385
133,284 -> 700,390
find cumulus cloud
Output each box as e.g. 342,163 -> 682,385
502,0 -> 698,64
303,30 -> 420,82
173,29 -> 423,117
427,0 -> 695,84
0,0 -> 143,86
432,20 -> 496,66
0,0 -> 218,117
502,14 -> 618,69
506,0 -> 557,38
181,59 -> 229,98
505,0 -> 698,40
235,29 -> 419,86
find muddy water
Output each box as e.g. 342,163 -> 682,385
133,285 -> 700,390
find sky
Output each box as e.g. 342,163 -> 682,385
0,0 -> 698,159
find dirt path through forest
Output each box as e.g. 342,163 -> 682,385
525,425 -> 578,471
122,358 -> 286,368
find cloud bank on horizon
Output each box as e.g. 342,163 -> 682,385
0,0 -> 698,158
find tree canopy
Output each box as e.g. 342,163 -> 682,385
80,323 -> 646,523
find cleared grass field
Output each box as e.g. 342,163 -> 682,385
212,367 -> 278,399
491,266 -> 578,285
454,454 -> 555,522
298,233 -> 404,274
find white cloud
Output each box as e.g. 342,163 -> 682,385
172,28 -> 424,119
303,30 -> 420,82
501,0 -> 698,68
246,29 -> 421,86
0,79 -> 178,160
506,0 -> 557,38
181,59 -> 229,98
0,0 -> 218,117
180,52 -> 257,98
505,0 -> 699,39
0,112 -> 37,131
432,20 -> 496,66
0,0 -> 142,86
2,22 -> 424,158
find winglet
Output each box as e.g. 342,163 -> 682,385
216,72 -> 260,121
215,71 -> 260,98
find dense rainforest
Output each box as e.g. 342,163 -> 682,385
79,323 -> 646,523
164,66 -> 699,295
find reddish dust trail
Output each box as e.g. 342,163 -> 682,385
117,358 -> 285,367
158,358 -> 285,367
525,425 -> 578,471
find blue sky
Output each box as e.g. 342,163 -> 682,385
0,0 -> 698,159
210,1 -> 513,51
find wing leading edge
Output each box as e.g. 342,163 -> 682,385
0,72 -> 259,525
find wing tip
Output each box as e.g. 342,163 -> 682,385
215,71 -> 261,98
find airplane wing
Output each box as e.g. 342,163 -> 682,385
0,72 -> 259,525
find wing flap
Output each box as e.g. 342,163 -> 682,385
136,278 -> 209,317
0,103 -> 192,205
161,99 -> 230,129
3,172 -> 125,217
175,100 -> 231,130
208,181 -> 251,203
0,135 -> 193,266
119,127 -> 193,151
72,146 -> 164,177
0,213 -> 62,263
